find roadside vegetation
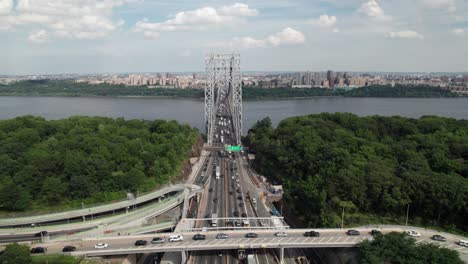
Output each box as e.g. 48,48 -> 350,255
245,114 -> 468,232
359,232 -> 463,264
0,80 -> 461,99
0,116 -> 198,213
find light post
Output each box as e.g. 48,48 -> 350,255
341,205 -> 345,229
405,204 -> 410,227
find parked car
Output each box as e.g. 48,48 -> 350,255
169,235 -> 184,242
275,232 -> 288,237
216,233 -> 229,239
151,237 -> 165,244
193,234 -> 206,240
134,240 -> 148,246
431,235 -> 447,242
94,243 -> 109,249
62,246 -> 76,252
346,230 -> 360,236
241,213 -> 247,217
31,247 -> 47,254
304,231 -> 320,237
370,230 -> 382,235
406,230 -> 421,237
233,211 -> 240,217
245,233 -> 258,238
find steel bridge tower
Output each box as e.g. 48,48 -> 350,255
205,53 -> 242,146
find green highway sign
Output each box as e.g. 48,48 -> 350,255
226,145 -> 243,152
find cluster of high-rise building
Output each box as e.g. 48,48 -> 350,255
291,71 -> 368,88
75,73 -> 206,89
1,71 -> 467,94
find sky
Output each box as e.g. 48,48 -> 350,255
0,0 -> 467,74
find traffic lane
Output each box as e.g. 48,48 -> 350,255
35,231 -> 374,254
35,229 -> 468,255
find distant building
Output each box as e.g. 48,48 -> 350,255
327,70 -> 334,88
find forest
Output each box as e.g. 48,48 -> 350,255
245,113 -> 468,231
0,116 -> 198,212
0,80 -> 205,98
359,232 -> 463,263
0,80 -> 461,99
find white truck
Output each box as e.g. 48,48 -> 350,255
215,166 -> 220,180
211,213 -> 218,227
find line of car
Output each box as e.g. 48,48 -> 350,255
28,229 -> 468,254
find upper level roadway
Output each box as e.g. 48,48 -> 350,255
0,184 -> 201,228
32,226 -> 468,261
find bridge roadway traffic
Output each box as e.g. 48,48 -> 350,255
33,226 -> 468,258
36,229 -> 370,256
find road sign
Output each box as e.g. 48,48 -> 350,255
226,145 -> 243,152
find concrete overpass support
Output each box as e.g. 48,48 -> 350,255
279,247 -> 284,264
122,254 -> 137,264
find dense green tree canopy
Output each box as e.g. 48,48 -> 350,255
0,243 -> 32,264
359,232 -> 463,264
0,116 -> 198,211
246,113 -> 468,231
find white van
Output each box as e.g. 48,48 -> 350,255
458,239 -> 468,247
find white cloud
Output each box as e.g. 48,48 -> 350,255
358,0 -> 391,21
0,0 -> 13,15
385,30 -> 424,39
419,0 -> 456,12
28,29 -> 48,43
134,3 -> 258,37
0,0 -> 131,40
451,28 -> 465,36
309,14 -> 337,28
214,27 -> 305,49
218,3 -> 258,17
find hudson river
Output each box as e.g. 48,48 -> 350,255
1,96 -> 467,133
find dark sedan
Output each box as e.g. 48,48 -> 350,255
431,235 -> 447,242
62,246 -> 77,252
31,247 -> 47,254
304,231 -> 320,237
346,230 -> 360,236
193,234 -> 206,240
134,240 -> 148,246
245,233 -> 258,238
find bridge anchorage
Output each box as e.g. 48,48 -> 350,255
205,53 -> 242,147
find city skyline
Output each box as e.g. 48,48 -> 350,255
1,0 -> 468,74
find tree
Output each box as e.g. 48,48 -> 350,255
0,180 -> 31,211
0,243 -> 32,264
359,232 -> 463,264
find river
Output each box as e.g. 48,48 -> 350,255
0,96 -> 467,133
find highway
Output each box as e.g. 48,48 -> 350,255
30,227 -> 468,259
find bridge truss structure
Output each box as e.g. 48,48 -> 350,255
205,53 -> 242,146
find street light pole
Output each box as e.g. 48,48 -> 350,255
405,204 -> 410,227
341,206 -> 345,229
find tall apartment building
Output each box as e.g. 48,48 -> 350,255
327,70 -> 335,88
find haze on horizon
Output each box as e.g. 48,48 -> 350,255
1,0 -> 467,75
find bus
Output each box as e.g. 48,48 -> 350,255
215,166 -> 221,180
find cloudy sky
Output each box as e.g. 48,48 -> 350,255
1,0 -> 467,74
